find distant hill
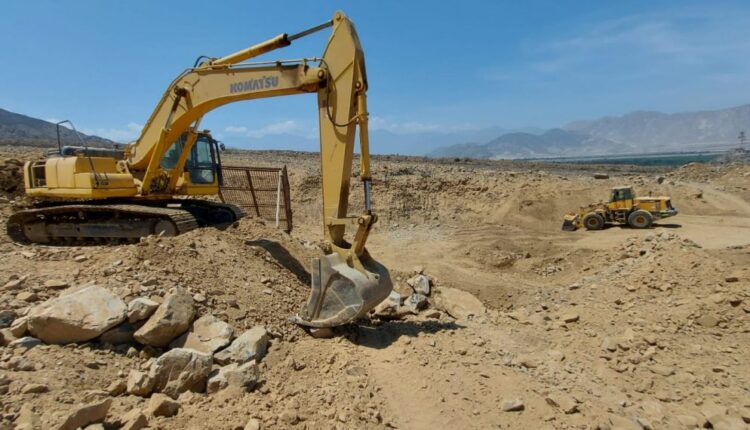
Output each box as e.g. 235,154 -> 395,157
431,128 -> 625,159
565,104 -> 750,151
431,104 -> 750,159
0,108 -> 116,148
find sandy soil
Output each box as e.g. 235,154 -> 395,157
1,145 -> 749,429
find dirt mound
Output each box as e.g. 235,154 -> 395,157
0,158 -> 24,198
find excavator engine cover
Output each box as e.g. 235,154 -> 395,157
293,250 -> 392,328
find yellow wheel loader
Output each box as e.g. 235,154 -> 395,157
562,186 -> 678,231
6,11 -> 392,328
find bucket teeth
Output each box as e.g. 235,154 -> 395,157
292,250 -> 392,328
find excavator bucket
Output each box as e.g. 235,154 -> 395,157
561,213 -> 579,231
292,250 -> 392,328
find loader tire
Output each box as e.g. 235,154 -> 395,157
628,210 -> 653,229
583,213 -> 605,231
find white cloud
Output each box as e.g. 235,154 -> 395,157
225,126 -> 248,134
81,122 -> 142,142
225,120 -> 316,139
480,7 -> 750,81
369,116 -> 478,135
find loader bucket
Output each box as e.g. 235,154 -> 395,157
561,214 -> 579,231
291,250 -> 392,328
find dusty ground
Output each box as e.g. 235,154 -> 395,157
1,144 -> 749,429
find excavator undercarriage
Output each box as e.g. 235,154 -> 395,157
7,200 -> 243,244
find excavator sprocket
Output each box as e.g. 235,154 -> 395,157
292,249 -> 392,328
7,200 -> 244,244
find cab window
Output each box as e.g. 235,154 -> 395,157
159,134 -> 216,184
188,137 -> 215,184
160,135 -> 186,169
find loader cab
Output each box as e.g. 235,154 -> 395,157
608,186 -> 635,211
160,132 -> 223,187
610,187 -> 634,203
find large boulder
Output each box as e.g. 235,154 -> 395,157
55,398 -> 112,430
126,370 -> 154,397
433,287 -> 486,320
207,361 -> 259,394
149,348 -> 212,399
27,286 -> 127,344
134,287 -> 195,347
169,315 -> 233,354
127,298 -> 159,324
214,326 -> 269,365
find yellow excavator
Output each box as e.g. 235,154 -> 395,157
7,11 -> 392,328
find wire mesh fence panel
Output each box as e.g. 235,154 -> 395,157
219,166 -> 292,232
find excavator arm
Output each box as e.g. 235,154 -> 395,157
124,11 -> 391,327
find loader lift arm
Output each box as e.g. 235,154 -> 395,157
124,11 -> 390,327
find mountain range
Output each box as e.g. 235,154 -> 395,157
2,104 -> 749,158
0,108 -> 115,148
431,104 -> 750,159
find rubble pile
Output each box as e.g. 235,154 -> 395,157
0,158 -> 23,199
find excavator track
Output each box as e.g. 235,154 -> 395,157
6,200 -> 244,244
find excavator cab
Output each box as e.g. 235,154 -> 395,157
160,132 -> 223,192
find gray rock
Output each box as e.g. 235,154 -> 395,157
214,326 -> 269,365
9,336 -> 42,349
2,276 -> 26,290
405,293 -> 428,312
244,418 -> 261,430
134,287 -> 194,347
99,321 -> 142,345
169,315 -> 233,354
650,364 -> 675,377
149,348 -> 212,398
147,393 -> 180,417
55,398 -> 112,430
127,298 -> 158,324
697,314 -> 720,328
371,291 -> 411,320
407,274 -> 431,296
126,370 -> 154,397
545,393 -> 579,414
501,399 -> 524,412
14,404 -> 40,429
27,285 -> 127,344
119,409 -> 148,430
0,309 -> 15,328
106,380 -> 126,396
17,291 -> 39,302
206,361 -> 260,393
43,279 -> 69,290
434,287 -> 486,320
9,316 -> 28,337
21,383 -> 48,394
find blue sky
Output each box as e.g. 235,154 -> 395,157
2,1 -> 750,153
